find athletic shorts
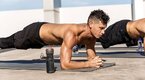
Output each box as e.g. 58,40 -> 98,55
14,22 -> 47,49
98,20 -> 138,48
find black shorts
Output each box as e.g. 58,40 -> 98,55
98,20 -> 137,48
14,22 -> 47,49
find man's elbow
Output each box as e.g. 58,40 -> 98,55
60,61 -> 70,70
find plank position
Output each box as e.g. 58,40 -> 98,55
97,18 -> 145,52
0,9 -> 110,69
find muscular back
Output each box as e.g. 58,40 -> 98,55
127,18 -> 145,39
39,23 -> 90,45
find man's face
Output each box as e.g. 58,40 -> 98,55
90,20 -> 106,38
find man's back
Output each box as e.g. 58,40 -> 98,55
39,23 -> 88,45
127,18 -> 145,39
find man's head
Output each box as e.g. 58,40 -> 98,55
87,9 -> 110,38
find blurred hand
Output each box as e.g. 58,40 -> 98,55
87,56 -> 103,68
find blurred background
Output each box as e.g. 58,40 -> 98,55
0,0 -> 144,37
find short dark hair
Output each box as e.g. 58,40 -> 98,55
87,9 -> 110,25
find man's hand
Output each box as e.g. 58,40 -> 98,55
86,56 -> 103,68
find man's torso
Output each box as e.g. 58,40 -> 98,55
39,23 -> 95,46
127,18 -> 145,39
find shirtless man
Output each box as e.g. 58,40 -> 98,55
97,18 -> 145,52
0,9 -> 110,69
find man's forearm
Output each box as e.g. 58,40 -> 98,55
61,61 -> 89,70
87,50 -> 96,61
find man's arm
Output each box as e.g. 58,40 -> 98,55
60,31 -> 103,69
85,39 -> 97,60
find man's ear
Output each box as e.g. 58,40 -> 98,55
89,21 -> 94,29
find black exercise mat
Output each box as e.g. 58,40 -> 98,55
94,47 -> 138,50
71,51 -> 145,58
0,59 -> 115,72
63,63 -> 115,72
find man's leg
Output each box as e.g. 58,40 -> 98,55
0,34 -> 15,49
13,22 -> 47,49
126,39 -> 138,47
